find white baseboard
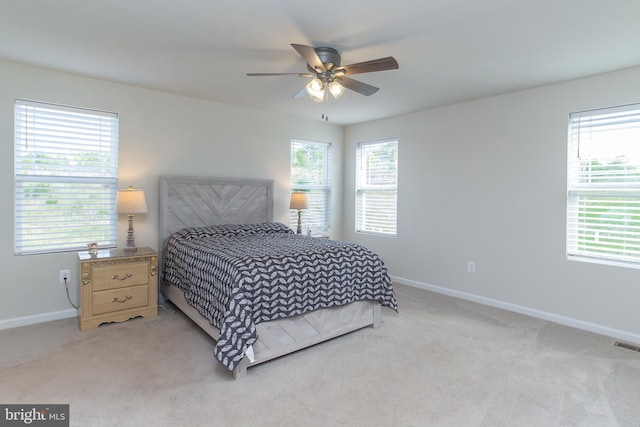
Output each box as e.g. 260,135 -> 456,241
3,278 -> 639,346
0,308 -> 78,331
391,275 -> 640,346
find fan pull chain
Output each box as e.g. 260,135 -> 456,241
322,89 -> 329,122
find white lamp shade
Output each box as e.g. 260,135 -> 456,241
289,192 -> 310,210
115,187 -> 148,214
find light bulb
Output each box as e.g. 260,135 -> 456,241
328,81 -> 345,99
307,78 -> 323,92
306,78 -> 325,102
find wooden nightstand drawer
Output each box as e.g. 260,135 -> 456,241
92,262 -> 149,291
91,284 -> 149,315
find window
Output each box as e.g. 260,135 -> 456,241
290,139 -> 332,234
567,104 -> 640,268
14,99 -> 119,255
356,139 -> 398,236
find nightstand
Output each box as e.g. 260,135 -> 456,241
78,247 -> 158,330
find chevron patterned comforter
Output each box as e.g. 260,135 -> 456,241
162,222 -> 397,371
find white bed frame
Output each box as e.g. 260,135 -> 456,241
159,175 -> 380,379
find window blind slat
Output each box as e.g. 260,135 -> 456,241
14,99 -> 119,255
567,103 -> 640,267
356,140 -> 398,236
290,140 -> 331,233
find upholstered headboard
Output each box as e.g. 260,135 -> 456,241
158,175 -> 274,256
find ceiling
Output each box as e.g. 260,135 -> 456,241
2,0 -> 640,125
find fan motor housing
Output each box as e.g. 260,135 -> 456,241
309,47 -> 341,72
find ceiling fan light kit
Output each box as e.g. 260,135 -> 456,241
247,43 -> 399,106
305,78 -> 345,102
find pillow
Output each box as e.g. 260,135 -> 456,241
172,222 -> 293,241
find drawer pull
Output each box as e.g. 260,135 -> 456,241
112,273 -> 133,281
112,295 -> 132,303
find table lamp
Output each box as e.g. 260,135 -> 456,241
115,186 -> 148,251
289,192 -> 309,234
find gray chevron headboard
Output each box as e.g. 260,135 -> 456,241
158,175 -> 274,271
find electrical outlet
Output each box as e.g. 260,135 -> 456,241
59,269 -> 71,284
467,261 -> 476,273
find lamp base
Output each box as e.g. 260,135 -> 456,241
296,209 -> 302,234
124,214 -> 138,251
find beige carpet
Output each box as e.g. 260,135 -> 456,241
1,284 -> 639,427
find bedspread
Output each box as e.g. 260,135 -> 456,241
162,223 -> 397,371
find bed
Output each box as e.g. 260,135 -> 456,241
159,175 -> 397,379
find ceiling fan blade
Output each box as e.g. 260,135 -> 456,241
293,85 -> 308,98
247,72 -> 313,77
336,76 -> 379,96
291,44 -> 326,73
338,57 -> 399,75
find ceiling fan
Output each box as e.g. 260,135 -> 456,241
247,44 -> 399,103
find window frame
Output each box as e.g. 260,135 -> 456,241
355,138 -> 398,237
14,99 -> 120,256
566,103 -> 640,269
290,139 -> 332,234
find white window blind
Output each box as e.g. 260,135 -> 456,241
567,103 -> 640,268
14,99 -> 119,255
290,139 -> 331,233
356,139 -> 398,236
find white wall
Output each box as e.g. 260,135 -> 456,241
0,60 -> 343,327
344,66 -> 640,343
4,58 -> 640,344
